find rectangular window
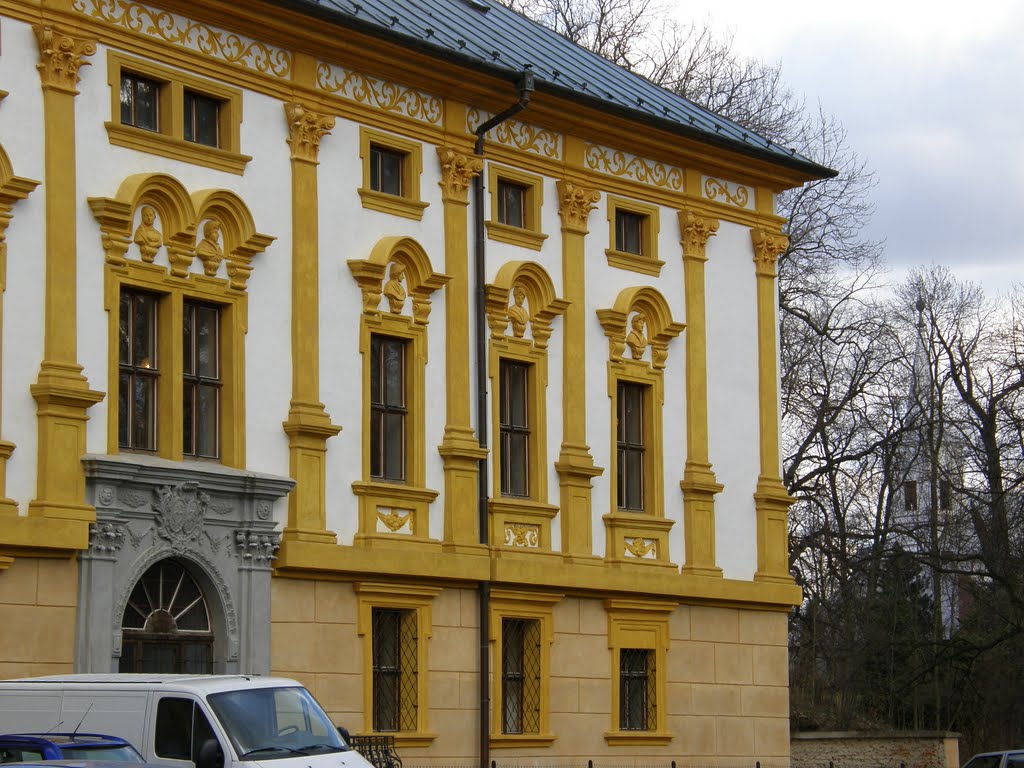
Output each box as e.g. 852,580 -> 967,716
615,210 -> 645,255
904,480 -> 918,512
120,73 -> 160,132
501,618 -> 540,734
370,145 -> 405,196
497,180 -> 528,229
184,90 -> 220,147
617,382 -> 645,511
119,290 -> 159,452
500,360 -> 530,497
183,301 -> 221,459
619,648 -> 655,731
372,608 -> 418,732
370,335 -> 407,481
939,479 -> 952,510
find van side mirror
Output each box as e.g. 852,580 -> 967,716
196,738 -> 224,768
337,726 -> 351,748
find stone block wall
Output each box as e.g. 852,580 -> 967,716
791,731 -> 960,768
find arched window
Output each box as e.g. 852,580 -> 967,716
119,559 -> 213,673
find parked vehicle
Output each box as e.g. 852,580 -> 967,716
0,675 -> 374,768
963,751 -> 1024,768
0,762 -> 162,768
0,733 -> 143,762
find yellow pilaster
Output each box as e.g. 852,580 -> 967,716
281,102 -> 341,546
678,210 -> 723,577
436,146 -> 487,552
750,228 -> 795,585
28,25 -> 104,524
554,179 -> 603,561
0,153 -> 40,516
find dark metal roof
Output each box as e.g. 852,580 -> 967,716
271,0 -> 834,179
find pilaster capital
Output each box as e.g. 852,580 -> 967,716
284,102 -> 335,163
437,146 -> 482,203
556,180 -> 600,233
750,227 -> 789,277
34,25 -> 96,93
678,209 -> 719,260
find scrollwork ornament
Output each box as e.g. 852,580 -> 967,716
556,180 -> 600,232
256,500 -> 273,520
97,486 -> 115,507
285,102 -> 335,163
624,537 -> 656,558
437,147 -> 483,203
34,26 -> 96,93
504,523 -> 539,548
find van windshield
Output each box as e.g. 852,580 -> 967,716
208,686 -> 347,760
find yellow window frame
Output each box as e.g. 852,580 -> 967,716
605,599 -> 673,745
605,195 -> 663,276
105,51 -> 250,175
105,260 -> 247,467
486,165 -> 547,251
355,582 -> 440,745
489,589 -> 560,748
358,127 -> 428,220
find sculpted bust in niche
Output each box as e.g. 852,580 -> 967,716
383,261 -> 407,314
625,311 -> 648,359
196,219 -> 224,276
507,284 -> 530,338
133,205 -> 163,262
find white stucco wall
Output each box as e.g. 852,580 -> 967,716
705,220 -> 761,580
0,12 -> 772,580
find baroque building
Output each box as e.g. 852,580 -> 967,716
0,0 -> 832,764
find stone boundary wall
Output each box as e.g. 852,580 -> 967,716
792,731 -> 961,768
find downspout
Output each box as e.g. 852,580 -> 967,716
473,70 -> 535,768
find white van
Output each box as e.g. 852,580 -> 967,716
0,675 -> 375,768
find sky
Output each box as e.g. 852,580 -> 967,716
672,0 -> 1024,295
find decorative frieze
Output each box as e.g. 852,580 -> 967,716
703,176 -> 754,209
467,109 -> 562,159
317,62 -> 442,125
584,143 -> 683,191
73,0 -> 292,78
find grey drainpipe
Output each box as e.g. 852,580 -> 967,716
473,69 -> 535,768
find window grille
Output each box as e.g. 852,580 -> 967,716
372,608 -> 418,732
501,618 -> 541,734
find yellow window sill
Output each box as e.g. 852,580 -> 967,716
604,730 -> 673,746
605,248 -> 664,276
489,734 -> 556,749
358,188 -> 429,220
486,221 -> 547,251
106,122 -> 251,175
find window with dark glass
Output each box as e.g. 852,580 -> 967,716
372,607 -> 417,732
615,210 -> 645,255
617,381 -> 645,511
939,479 -> 952,510
184,90 -> 220,147
120,72 -> 160,132
119,290 -> 159,452
183,301 -> 221,459
154,697 -> 218,762
497,180 -> 528,228
500,360 -> 530,497
370,335 -> 407,482
370,145 -> 405,196
619,648 -> 654,731
904,480 -> 918,512
501,618 -> 540,734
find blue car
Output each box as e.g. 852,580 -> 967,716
0,734 -> 143,763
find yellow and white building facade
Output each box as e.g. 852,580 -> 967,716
0,0 -> 829,763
